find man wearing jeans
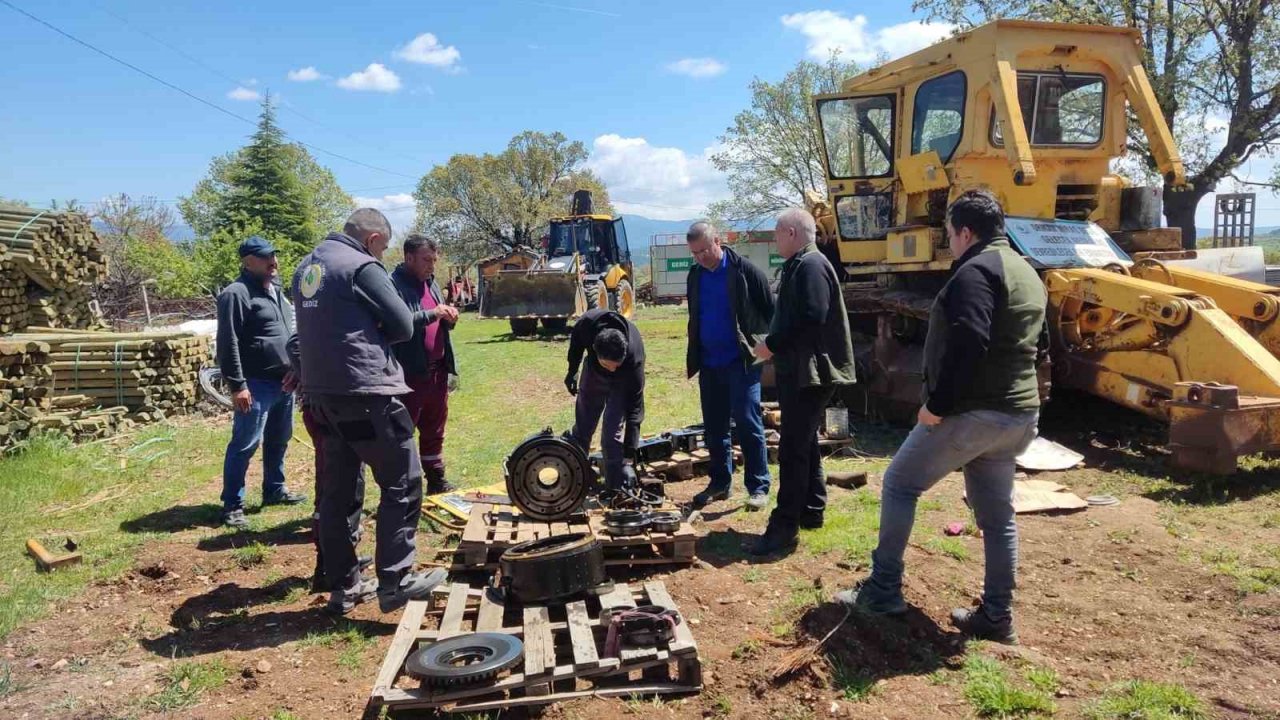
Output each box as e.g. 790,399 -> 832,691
216,235 -> 306,529
684,222 -> 775,510
838,190 -> 1047,644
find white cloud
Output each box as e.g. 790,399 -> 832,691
354,193 -> 417,235
287,66 -> 325,82
665,57 -> 727,78
781,11 -> 955,63
226,86 -> 261,101
394,33 -> 462,70
585,134 -> 729,220
337,63 -> 402,93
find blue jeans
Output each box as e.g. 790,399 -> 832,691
221,377 -> 294,512
698,361 -> 770,496
865,409 -> 1038,620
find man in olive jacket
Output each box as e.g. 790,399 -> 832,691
838,190 -> 1046,645
750,208 -> 855,556
684,221 -> 775,511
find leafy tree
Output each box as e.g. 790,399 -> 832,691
93,193 -> 203,317
912,0 -> 1280,247
709,55 -> 862,225
413,131 -> 613,266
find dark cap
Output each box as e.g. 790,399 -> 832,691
238,235 -> 276,258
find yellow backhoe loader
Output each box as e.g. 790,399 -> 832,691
809,19 -> 1280,473
478,190 -> 634,336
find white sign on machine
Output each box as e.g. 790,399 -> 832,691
1004,217 -> 1131,268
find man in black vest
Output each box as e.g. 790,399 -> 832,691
292,208 -> 447,615
750,208 -> 856,556
216,235 -> 306,530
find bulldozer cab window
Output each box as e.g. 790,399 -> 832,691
611,218 -> 630,263
911,71 -> 966,163
548,221 -> 593,258
991,72 -> 1105,146
817,94 -> 895,179
590,220 -> 620,265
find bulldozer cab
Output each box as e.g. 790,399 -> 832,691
812,20 -> 1186,273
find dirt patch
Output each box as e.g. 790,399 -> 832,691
2,434 -> 1279,719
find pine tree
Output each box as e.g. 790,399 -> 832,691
220,95 -> 317,251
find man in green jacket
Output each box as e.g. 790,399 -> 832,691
750,208 -> 855,556
838,189 -> 1047,645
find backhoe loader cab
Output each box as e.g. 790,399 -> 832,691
809,20 -> 1280,474
478,190 -> 634,336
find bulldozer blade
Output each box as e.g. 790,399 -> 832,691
481,271 -> 580,318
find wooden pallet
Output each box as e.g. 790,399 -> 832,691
647,447 -> 743,481
766,436 -> 855,463
369,580 -> 701,714
453,504 -> 698,569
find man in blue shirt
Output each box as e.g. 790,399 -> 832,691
685,222 -> 775,510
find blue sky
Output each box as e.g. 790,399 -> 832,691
1,1 -> 1276,232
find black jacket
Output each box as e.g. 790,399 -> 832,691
685,245 -> 775,377
390,264 -> 458,378
216,270 -> 294,391
568,308 -> 645,452
922,237 -> 1047,416
764,242 -> 856,388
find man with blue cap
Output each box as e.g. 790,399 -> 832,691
215,235 -> 306,529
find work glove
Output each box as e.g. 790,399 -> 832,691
620,462 -> 639,491
564,373 -> 578,396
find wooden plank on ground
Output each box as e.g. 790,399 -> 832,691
476,588 -> 505,631
439,583 -> 471,637
644,582 -> 696,655
566,600 -> 601,669
522,606 -> 553,678
371,599 -> 429,698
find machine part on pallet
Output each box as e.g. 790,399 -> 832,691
635,435 -> 675,463
504,428 -> 594,521
603,509 -> 650,537
498,533 -> 610,603
645,510 -> 683,534
603,605 -> 681,655
664,426 -> 705,453
405,633 -> 524,687
599,483 -> 665,512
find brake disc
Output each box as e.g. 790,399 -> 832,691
504,429 -> 594,521
405,632 -> 524,687
499,532 -> 610,603
603,509 -> 649,537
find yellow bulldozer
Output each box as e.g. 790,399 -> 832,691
478,190 -> 635,336
809,19 -> 1280,473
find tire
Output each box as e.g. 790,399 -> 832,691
608,279 -> 635,318
198,367 -> 233,409
541,317 -> 569,332
584,279 -> 606,310
509,318 -> 539,336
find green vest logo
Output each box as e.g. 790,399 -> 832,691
769,254 -> 784,268
299,263 -> 325,299
666,257 -> 693,271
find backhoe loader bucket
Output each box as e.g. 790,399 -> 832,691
480,271 -> 581,319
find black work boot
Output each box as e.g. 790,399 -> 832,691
425,465 -> 457,495
748,524 -> 798,557
799,510 -> 825,529
951,604 -> 1018,644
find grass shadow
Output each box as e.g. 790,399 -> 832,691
141,577 -> 394,658
119,504 -> 224,534
195,517 -> 312,552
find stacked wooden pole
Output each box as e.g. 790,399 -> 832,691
0,339 -> 52,447
0,208 -> 107,332
7,329 -> 212,423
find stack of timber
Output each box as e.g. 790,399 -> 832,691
0,208 -> 107,332
7,329 -> 212,424
0,338 -> 135,450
